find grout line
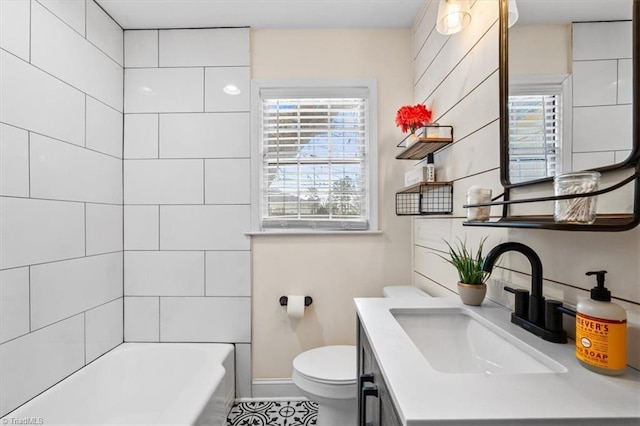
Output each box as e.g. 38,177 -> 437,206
84,0 -> 87,38
0,194 -> 123,206
157,30 -> 160,67
84,203 -> 88,256
157,205 -> 161,250
204,251 -> 207,296
203,159 -> 206,204
156,114 -> 160,158
0,120 -> 124,160
84,95 -> 87,147
202,67 -> 206,112
0,250 -> 123,273
83,313 -> 87,365
23,297 -> 123,338
28,266 -> 32,331
28,0 -> 32,63
27,132 -> 32,197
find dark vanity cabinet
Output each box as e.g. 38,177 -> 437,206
357,321 -> 403,426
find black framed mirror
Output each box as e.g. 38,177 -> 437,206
499,0 -> 639,189
463,0 -> 639,230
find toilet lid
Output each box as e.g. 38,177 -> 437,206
293,345 -> 356,385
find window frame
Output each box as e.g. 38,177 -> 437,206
250,79 -> 378,233
508,74 -> 573,182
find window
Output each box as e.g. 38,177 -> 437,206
508,77 -> 570,184
251,81 -> 377,231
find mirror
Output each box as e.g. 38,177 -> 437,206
502,0 -> 637,186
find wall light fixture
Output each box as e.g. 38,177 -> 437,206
508,0 -> 519,28
436,0 -> 472,35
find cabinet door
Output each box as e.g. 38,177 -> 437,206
358,322 -> 403,426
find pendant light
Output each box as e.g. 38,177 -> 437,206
508,0 -> 519,28
436,0 -> 472,35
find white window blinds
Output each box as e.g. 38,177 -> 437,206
508,91 -> 562,184
259,91 -> 370,230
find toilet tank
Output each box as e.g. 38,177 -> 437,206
382,286 -> 431,298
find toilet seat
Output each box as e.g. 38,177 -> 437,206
293,345 -> 356,385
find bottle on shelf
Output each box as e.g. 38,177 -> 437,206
426,153 -> 435,182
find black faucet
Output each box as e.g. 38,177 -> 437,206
482,242 -> 567,343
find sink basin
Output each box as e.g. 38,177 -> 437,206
391,308 -> 567,375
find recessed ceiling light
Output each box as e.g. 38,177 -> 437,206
223,84 -> 241,95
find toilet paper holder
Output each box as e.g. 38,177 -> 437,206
279,296 -> 313,307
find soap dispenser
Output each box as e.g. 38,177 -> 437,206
575,270 -> 627,375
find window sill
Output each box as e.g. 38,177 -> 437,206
246,230 -> 383,236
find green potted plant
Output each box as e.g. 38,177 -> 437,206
438,237 -> 489,305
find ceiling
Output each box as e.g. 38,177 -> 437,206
96,0 -> 425,30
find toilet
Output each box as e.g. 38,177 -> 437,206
291,286 -> 430,426
292,345 -> 357,426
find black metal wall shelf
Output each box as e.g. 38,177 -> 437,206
396,182 -> 453,216
395,125 -> 453,160
463,215 -> 638,232
461,171 -> 640,231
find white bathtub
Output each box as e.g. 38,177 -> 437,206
2,343 -> 235,426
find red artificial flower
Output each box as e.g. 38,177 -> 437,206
395,104 -> 433,133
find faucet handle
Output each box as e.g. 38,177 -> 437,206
504,286 -> 529,320
545,300 -> 564,332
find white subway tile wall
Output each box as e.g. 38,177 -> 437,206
124,297 -> 160,342
124,205 -> 160,250
124,67 -> 205,113
86,97 -> 124,158
158,112 -> 250,158
124,30 -> 159,68
0,1 -> 124,416
572,21 -> 633,167
123,27 -> 252,397
412,0 -> 640,369
0,268 -> 30,344
124,114 -> 159,159
85,298 -> 124,363
0,50 -> 86,146
0,124 -> 30,197
204,66 -> 251,112
31,1 -> 123,111
0,0 -> 30,60
0,315 -> 85,416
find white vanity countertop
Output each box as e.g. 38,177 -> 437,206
355,296 -> 640,425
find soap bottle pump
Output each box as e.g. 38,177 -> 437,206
575,270 -> 627,375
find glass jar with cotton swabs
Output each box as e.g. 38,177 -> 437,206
553,171 -> 601,224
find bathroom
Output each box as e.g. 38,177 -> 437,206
0,0 -> 638,424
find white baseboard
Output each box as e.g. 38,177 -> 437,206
251,379 -> 304,399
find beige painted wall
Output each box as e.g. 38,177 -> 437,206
412,0 -> 640,369
251,29 -> 414,379
509,24 -> 571,76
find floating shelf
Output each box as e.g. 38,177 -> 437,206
395,139 -> 452,160
462,215 -> 638,232
395,125 -> 453,160
396,182 -> 453,216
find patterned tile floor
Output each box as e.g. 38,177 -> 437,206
227,400 -> 318,426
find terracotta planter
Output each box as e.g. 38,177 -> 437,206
457,282 -> 487,306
